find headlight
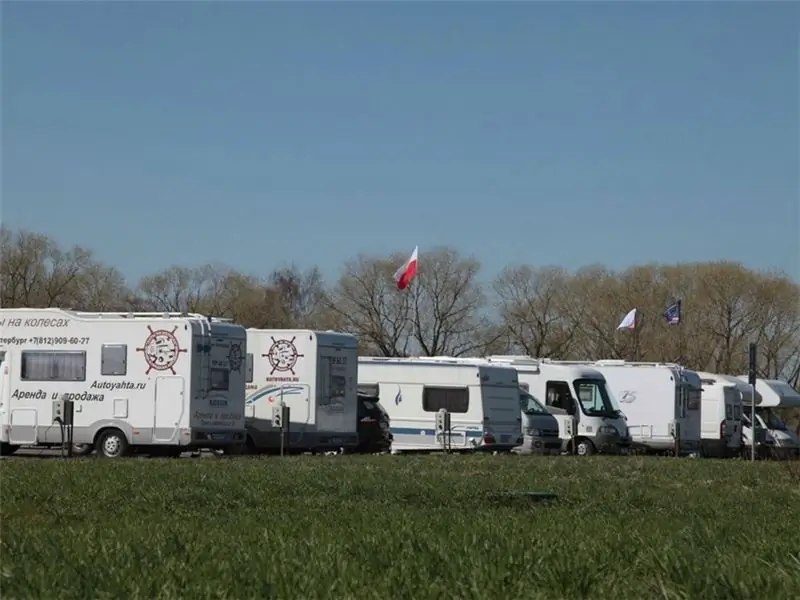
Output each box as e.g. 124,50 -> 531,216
525,428 -> 542,437
599,425 -> 618,436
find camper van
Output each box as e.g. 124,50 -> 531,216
426,356 -> 562,454
563,360 -> 702,456
243,329 -> 359,453
709,374 -> 771,455
735,376 -> 800,458
695,371 -> 743,458
357,357 -> 523,453
484,356 -> 630,456
0,308 -> 247,458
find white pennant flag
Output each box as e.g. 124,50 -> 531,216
617,308 -> 637,330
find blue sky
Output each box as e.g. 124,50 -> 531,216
2,1 -> 798,284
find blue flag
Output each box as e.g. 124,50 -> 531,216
664,300 -> 681,325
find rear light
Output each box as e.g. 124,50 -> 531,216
483,433 -> 496,445
720,421 -> 727,438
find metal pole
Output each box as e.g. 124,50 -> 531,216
751,384 -> 757,462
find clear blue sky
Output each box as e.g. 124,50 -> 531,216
2,1 -> 798,284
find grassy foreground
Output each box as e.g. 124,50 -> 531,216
2,455 -> 800,600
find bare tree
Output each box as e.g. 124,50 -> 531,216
325,253 -> 413,356
411,247 -> 495,357
493,265 -> 577,358
270,264 -> 327,328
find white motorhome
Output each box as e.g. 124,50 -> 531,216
244,329 -> 359,453
710,374 -> 771,454
485,356 -> 630,456
427,356 -> 562,454
695,371 -> 744,458
0,308 -> 247,458
564,360 -> 702,456
735,376 -> 800,457
357,357 -> 523,453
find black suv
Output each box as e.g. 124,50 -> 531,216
356,394 -> 392,453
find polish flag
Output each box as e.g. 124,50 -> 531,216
394,246 -> 418,290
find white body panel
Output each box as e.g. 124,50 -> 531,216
732,376 -> 799,452
244,330 -> 359,451
357,357 -> 522,452
562,360 -> 702,454
0,308 -> 247,451
485,357 -> 630,455
696,371 -> 743,455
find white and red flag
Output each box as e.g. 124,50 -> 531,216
394,246 -> 418,290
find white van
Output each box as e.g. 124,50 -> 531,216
0,308 -> 247,458
244,329 -> 359,453
696,371 -> 743,458
487,356 -> 630,456
357,357 -> 523,453
574,360 -> 702,456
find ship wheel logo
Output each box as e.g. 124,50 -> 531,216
264,336 -> 304,375
228,343 -> 243,373
137,326 -> 187,375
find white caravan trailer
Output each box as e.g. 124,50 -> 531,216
735,376 -> 800,457
0,308 -> 247,458
485,356 -> 630,456
426,356 -> 562,454
565,360 -> 702,456
357,357 -> 523,453
244,329 -> 359,453
695,371 -> 744,458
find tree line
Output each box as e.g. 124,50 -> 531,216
2,226 -> 799,388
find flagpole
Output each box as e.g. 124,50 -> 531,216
633,311 -> 642,361
677,300 -> 685,365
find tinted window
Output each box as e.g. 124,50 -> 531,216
422,387 -> 469,413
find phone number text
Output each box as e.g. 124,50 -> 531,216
0,336 -> 90,346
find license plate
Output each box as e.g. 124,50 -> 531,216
330,437 -> 344,445
210,433 -> 228,441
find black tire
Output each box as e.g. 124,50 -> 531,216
72,443 -> 94,456
0,443 -> 19,456
574,439 -> 595,457
96,429 -> 130,459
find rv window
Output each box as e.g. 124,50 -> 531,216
423,387 -> 469,413
210,368 -> 229,391
687,389 -> 701,411
733,404 -> 742,420
21,351 -> 86,382
546,381 -> 576,414
725,404 -> 734,420
101,344 -> 128,376
245,353 -> 254,383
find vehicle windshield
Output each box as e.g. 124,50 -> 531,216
573,379 -> 619,417
520,392 -> 550,415
757,408 -> 786,431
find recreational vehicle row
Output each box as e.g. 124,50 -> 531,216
2,308 -> 797,459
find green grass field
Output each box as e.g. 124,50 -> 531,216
2,455 -> 800,600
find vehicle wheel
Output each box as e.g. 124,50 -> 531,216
72,443 -> 94,456
96,429 -> 130,459
575,439 -> 595,457
222,443 -> 245,456
0,443 -> 19,456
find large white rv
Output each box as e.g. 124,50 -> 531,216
426,356 -> 562,454
357,357 -> 523,453
485,356 -> 630,456
558,360 -> 702,456
244,329 -> 359,453
0,308 -> 247,458
695,371 -> 744,458
734,376 -> 800,457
